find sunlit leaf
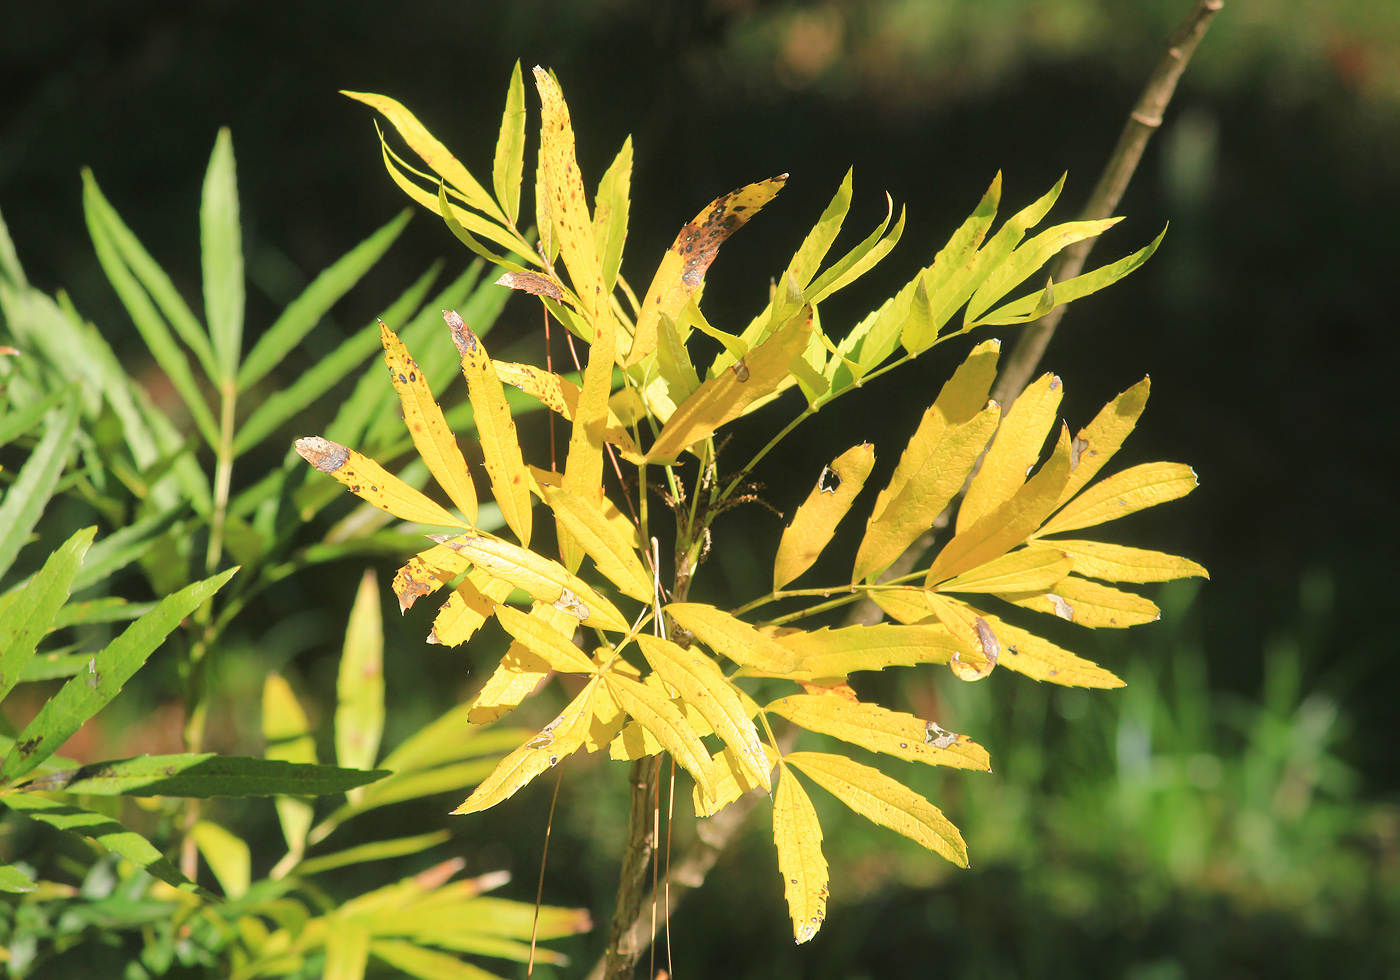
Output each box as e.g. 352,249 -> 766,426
493,362 -> 642,461
606,672 -> 715,796
192,819 -> 250,898
765,623 -> 959,681
807,196 -> 905,306
297,831 -> 449,878
296,436 -> 468,529
973,607 -> 1123,688
0,526 -> 94,704
998,574 -> 1160,628
935,547 -> 1073,594
468,602 -> 578,724
429,570 -> 512,647
1027,538 -> 1208,583
958,372 -> 1064,532
201,128 -> 244,385
1053,376 -> 1150,507
766,694 -> 989,771
370,939 -> 503,980
922,592 -> 999,681
492,61 -> 527,226
666,603 -> 799,674
964,217 -> 1120,324
263,672 -> 316,859
541,484 -> 652,601
1038,462 -> 1198,536
772,763 -> 828,944
774,443 -> 875,590
593,136 -> 633,294
784,168 -> 852,292
495,603 -> 596,674
337,570 -> 385,775
785,751 -> 968,866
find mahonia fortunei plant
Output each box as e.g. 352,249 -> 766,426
296,63 -> 1205,945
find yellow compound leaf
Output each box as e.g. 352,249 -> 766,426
785,751 -> 968,867
444,310 -> 533,546
636,635 -> 770,791
342,91 -> 502,221
958,372 -> 1064,533
295,437 -> 468,529
628,175 -> 788,366
853,402 -> 1000,583
1055,376 -> 1151,508
868,586 -> 937,625
392,543 -> 472,613
586,678 -> 626,753
765,694 -> 989,771
1038,462 -> 1199,537
494,362 -> 643,462
495,602 -> 598,673
428,570 -> 512,647
998,574 -> 1160,628
924,424 -> 1073,587
605,673 -> 715,797
541,485 -> 652,602
646,309 -> 814,464
934,547 -> 1073,594
454,679 -> 597,814
923,592 -> 999,681
774,443 -> 875,590
772,763 -> 828,944
665,603 -> 800,674
379,322 -> 478,524
971,608 -> 1124,688
468,602 -> 577,723
767,623 -> 959,681
1027,538 -> 1208,583
433,534 -> 628,632
609,719 -> 662,761
693,745 -> 773,818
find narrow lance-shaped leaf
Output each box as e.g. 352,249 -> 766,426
1037,462 -> 1198,537
808,197 -> 906,307
494,603 -> 597,674
10,753 -> 389,797
784,168 -> 853,292
963,217 -> 1121,325
295,436 -> 469,529
765,622 -> 960,681
0,567 -> 238,783
444,310 -> 532,545
766,694 -> 990,771
1048,376 -> 1151,509
593,136 -> 632,295
1026,538 -> 1207,584
774,443 -> 875,590
492,60 -> 527,226
772,763 -> 828,944
606,672 -> 716,798
381,321 -> 478,523
191,820 -> 250,898
0,397 -> 78,582
665,603 -> 799,674
263,672 -> 316,859
0,526 -> 95,704
935,547 -> 1073,595
337,570 -> 385,775
997,574 -> 1160,628
541,484 -> 651,601
467,602 -> 573,724
960,606 -> 1124,689
201,128 -> 244,384
429,569 -> 513,648
785,751 -> 968,867
958,371 -> 1064,532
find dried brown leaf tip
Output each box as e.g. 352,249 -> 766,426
294,436 -> 350,474
443,309 -> 478,356
495,271 -> 563,301
677,175 -> 788,287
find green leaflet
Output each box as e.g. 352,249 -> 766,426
201,128 -> 245,385
0,397 -> 79,582
13,753 -> 388,797
0,527 -> 95,704
492,61 -> 528,226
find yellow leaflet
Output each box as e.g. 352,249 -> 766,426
468,602 -> 577,724
628,176 -> 787,366
766,694 -> 990,772
445,310 -> 533,546
773,763 -> 828,944
392,543 -> 471,613
542,485 -> 652,601
785,752 -> 968,867
769,623 -> 959,681
958,372 -> 1063,533
665,603 -> 800,674
923,592 -> 998,681
609,719 -> 662,761
605,673 -> 715,797
966,607 -> 1124,688
428,571 -> 512,647
1056,376 -> 1150,508
342,91 -> 502,222
379,322 -> 478,524
646,309 -> 814,464
997,574 -> 1160,629
586,679 -> 626,753
495,603 -> 597,673
454,679 -> 597,814
637,635 -> 770,791
295,436 -> 467,529
934,547 -> 1073,594
593,137 -> 632,294
693,745 -> 767,818
436,534 -> 628,631
493,362 -> 643,461
853,402 -> 1000,583
924,424 -> 1073,586
774,443 -> 875,591
1028,538 -> 1208,583
1038,462 -> 1198,536
530,467 -> 642,551
869,587 -> 936,625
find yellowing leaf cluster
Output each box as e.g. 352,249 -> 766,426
301,64 -> 1204,948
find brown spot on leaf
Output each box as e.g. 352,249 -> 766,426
295,436 -> 350,473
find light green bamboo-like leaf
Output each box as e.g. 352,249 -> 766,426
593,136 -> 632,294
0,385 -> 67,450
964,217 -> 1120,324
493,61 -> 528,226
0,527 -> 94,704
238,209 -> 410,392
0,397 -> 78,582
192,819 -> 250,898
0,567 -> 236,783
437,183 -> 532,274
809,199 -> 905,306
337,570 -> 385,777
0,862 -> 36,893
201,128 -> 244,384
324,916 -> 372,980
14,753 -> 388,797
297,831 -> 449,877
0,793 -> 205,895
370,940 -> 505,980
0,203 -> 25,286
784,168 -> 853,292
264,672 -> 316,859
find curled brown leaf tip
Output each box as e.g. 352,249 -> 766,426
295,436 -> 350,474
495,271 -> 563,301
443,309 -> 477,355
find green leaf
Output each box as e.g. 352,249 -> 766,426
593,136 -> 633,295
337,570 -> 385,776
202,128 -> 245,384
964,217 -> 1119,324
0,396 -> 78,582
0,862 -> 36,893
263,673 -> 315,861
437,184 -> 531,274
807,199 -> 905,306
14,753 -> 389,797
0,793 -> 205,895
492,61 -> 527,227
238,210 -> 411,392
191,819 -> 250,898
0,567 -> 237,783
0,385 -> 68,450
784,168 -> 853,292
72,506 -> 186,592
0,202 -> 25,287
370,941 -> 504,980
296,831 -> 449,877
0,527 -> 95,703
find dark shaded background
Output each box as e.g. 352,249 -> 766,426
3,1 -> 1397,977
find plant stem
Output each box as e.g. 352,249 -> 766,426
989,0 -> 1224,409
602,754 -> 662,980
